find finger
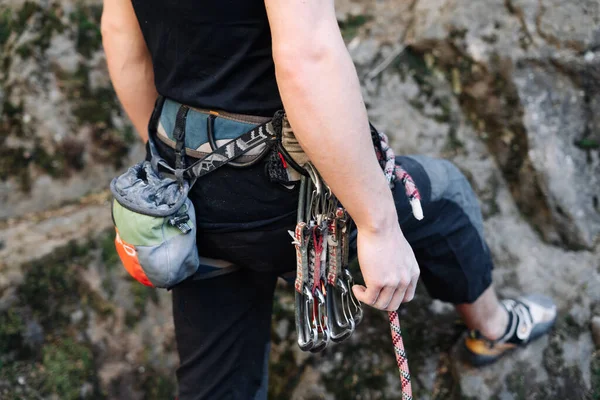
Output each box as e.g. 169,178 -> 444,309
402,269 -> 420,303
353,284 -> 381,307
385,287 -> 404,312
373,285 -> 396,310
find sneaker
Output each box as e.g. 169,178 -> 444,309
463,294 -> 557,366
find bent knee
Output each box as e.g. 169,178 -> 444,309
405,155 -> 474,207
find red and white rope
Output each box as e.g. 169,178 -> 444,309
389,311 -> 413,400
374,130 -> 422,400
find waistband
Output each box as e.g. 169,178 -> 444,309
187,106 -> 270,125
156,98 -> 271,159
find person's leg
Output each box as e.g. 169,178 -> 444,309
152,99 -> 299,398
391,155 -> 556,365
172,268 -> 278,400
455,285 -> 508,340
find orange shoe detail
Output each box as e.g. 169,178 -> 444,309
464,335 -> 516,357
115,230 -> 154,287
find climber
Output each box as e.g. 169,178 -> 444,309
100,0 -> 557,398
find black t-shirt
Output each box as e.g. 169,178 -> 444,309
131,0 -> 282,117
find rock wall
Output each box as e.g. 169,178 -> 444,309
0,0 -> 143,219
0,0 -> 599,399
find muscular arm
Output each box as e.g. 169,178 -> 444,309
101,0 -> 157,142
265,0 -> 419,310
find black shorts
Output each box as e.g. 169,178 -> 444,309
154,101 -> 493,399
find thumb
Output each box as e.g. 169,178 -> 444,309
352,284 -> 374,305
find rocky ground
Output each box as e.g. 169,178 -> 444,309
0,0 -> 599,399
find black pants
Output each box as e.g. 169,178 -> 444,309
155,99 -> 493,399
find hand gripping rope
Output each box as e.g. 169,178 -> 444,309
290,126 -> 422,399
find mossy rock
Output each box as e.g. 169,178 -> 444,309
0,1 -> 135,190
136,365 -> 177,400
41,338 -> 98,399
338,14 -> 372,40
0,308 -> 25,355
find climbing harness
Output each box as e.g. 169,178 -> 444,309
111,94 -> 419,396
290,125 -> 422,400
110,96 -> 283,288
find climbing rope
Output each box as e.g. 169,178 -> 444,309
389,310 -> 413,400
373,128 -> 423,400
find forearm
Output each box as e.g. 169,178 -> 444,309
101,9 -> 157,142
275,44 -> 397,233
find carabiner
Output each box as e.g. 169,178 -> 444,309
326,278 -> 355,342
310,284 -> 330,353
343,269 -> 363,325
296,285 -> 318,351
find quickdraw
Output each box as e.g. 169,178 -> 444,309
291,164 -> 361,354
290,127 -> 422,400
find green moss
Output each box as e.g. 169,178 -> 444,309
0,339 -> 100,399
0,97 -> 25,136
99,230 -> 118,298
70,4 -> 103,57
35,4 -> 65,51
0,2 -> 41,48
17,239 -> 115,329
59,65 -> 131,168
268,287 -> 302,400
575,138 -> 600,150
32,144 -> 68,178
137,366 -> 176,400
0,360 -> 46,400
268,345 -> 301,400
0,8 -> 12,46
0,146 -> 32,189
74,87 -> 119,125
122,125 -> 137,145
0,2 -> 132,190
0,308 -> 25,355
338,14 -> 372,40
41,338 -> 97,399
100,231 -> 119,267
397,48 -> 436,94
3,2 -> 65,53
125,281 -> 160,328
15,44 -> 32,58
19,244 -> 84,330
0,231 -> 166,398
443,125 -> 465,154
0,3 -> 65,188
16,2 -> 39,28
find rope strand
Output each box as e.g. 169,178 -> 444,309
373,128 -> 421,399
389,311 -> 413,400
